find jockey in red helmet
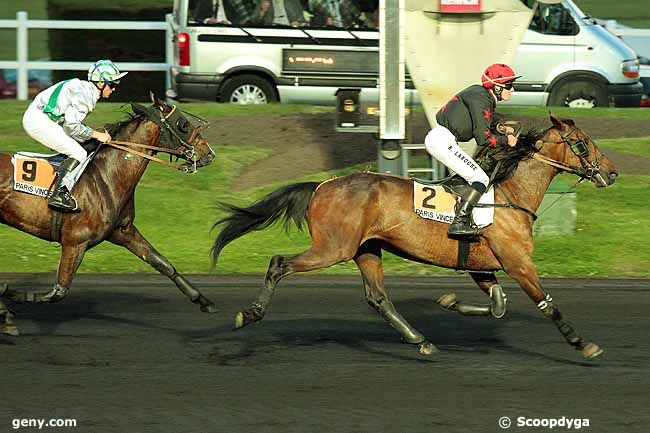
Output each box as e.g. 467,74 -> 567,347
424,63 -> 521,238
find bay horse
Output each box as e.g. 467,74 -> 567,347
211,113 -> 618,360
0,95 -> 217,336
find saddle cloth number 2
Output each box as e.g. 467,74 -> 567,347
413,184 -> 458,224
13,157 -> 56,197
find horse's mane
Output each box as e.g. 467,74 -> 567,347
474,127 -> 546,184
82,111 -> 145,154
105,111 -> 145,137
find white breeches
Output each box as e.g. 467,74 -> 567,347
22,106 -> 87,163
424,125 -> 489,188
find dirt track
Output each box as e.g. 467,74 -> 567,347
1,274 -> 649,433
200,112 -> 650,190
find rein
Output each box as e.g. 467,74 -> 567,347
532,127 -> 604,180
531,152 -> 583,175
102,104 -> 209,172
474,125 -> 600,222
105,140 -> 183,170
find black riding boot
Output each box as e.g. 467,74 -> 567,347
48,158 -> 81,213
448,186 -> 483,238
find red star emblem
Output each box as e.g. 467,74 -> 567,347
483,108 -> 492,121
440,96 -> 459,113
488,136 -> 497,147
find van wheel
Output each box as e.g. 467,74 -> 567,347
220,75 -> 277,104
548,80 -> 608,108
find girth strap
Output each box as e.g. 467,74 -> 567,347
475,202 -> 538,221
51,209 -> 63,242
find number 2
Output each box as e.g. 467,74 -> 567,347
422,187 -> 436,209
22,161 -> 37,182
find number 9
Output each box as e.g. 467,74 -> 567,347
22,161 -> 37,182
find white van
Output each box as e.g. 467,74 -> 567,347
168,0 -> 642,108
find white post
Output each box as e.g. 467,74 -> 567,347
165,13 -> 173,94
16,11 -> 29,101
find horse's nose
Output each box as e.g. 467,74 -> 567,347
608,170 -> 618,182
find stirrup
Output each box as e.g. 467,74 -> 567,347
447,223 -> 479,238
448,216 -> 478,238
48,192 -> 80,213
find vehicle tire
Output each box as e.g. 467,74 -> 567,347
220,74 -> 278,104
548,79 -> 608,108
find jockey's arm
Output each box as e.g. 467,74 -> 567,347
63,101 -> 94,143
468,99 -> 508,147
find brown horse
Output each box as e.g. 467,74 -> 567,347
0,95 -> 217,336
211,113 -> 618,360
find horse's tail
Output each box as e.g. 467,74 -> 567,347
211,181 -> 320,268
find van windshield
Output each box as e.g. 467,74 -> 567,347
187,0 -> 379,29
528,2 -> 579,36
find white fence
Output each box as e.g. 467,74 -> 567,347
0,11 -> 173,100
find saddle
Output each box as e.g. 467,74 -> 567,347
412,173 -> 474,197
12,144 -> 99,199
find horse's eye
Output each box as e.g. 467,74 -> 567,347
176,119 -> 190,134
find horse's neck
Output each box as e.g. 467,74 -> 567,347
92,125 -> 155,197
501,157 -> 558,212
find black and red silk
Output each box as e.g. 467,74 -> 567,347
435,84 -> 508,148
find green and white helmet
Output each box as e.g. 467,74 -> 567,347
87,59 -> 128,83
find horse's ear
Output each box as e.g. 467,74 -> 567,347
564,118 -> 575,126
549,111 -> 563,129
149,91 -> 165,108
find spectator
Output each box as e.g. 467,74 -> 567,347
191,0 -> 253,25
251,0 -> 306,27
308,0 -> 360,28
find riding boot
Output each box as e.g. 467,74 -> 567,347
448,186 -> 483,238
48,158 -> 81,213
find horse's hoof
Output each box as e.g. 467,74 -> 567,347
234,308 -> 264,330
419,341 -> 439,356
1,325 -> 19,337
200,303 -> 218,314
582,342 -> 604,360
234,312 -> 245,330
436,293 -> 457,309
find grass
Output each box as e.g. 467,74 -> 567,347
574,0 -> 650,28
0,101 -> 649,278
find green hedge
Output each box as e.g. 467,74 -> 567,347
47,0 -> 172,101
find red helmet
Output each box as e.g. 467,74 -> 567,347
481,63 -> 521,88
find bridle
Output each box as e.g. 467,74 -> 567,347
106,104 -> 214,173
532,126 -> 608,186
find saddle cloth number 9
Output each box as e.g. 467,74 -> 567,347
413,183 -> 458,224
13,157 -> 56,197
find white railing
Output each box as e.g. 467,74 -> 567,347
0,11 -> 174,100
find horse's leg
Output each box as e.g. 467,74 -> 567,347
4,243 -> 87,304
436,272 -> 508,318
109,224 -> 217,313
0,287 -> 19,336
491,241 -> 603,360
234,240 -> 355,329
355,243 -> 437,355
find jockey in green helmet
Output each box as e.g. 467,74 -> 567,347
22,60 -> 128,212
